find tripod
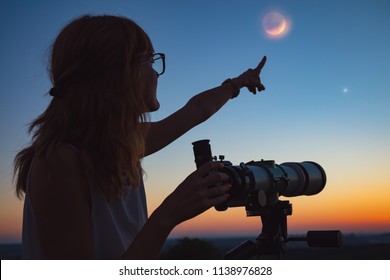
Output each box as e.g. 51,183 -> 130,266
225,200 -> 343,259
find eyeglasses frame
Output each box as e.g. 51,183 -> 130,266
150,53 -> 165,76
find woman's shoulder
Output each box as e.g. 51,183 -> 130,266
29,143 -> 90,201
32,143 -> 82,174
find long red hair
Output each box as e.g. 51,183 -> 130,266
14,15 -> 153,201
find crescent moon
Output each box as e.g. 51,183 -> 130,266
262,11 -> 290,39
265,19 -> 287,36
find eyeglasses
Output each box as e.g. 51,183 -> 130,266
146,53 -> 165,76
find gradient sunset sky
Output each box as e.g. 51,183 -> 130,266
0,0 -> 389,243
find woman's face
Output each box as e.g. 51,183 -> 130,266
140,54 -> 160,112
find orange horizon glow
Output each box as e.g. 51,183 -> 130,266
163,178 -> 390,238
1,175 -> 389,243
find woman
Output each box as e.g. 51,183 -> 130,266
14,15 -> 267,259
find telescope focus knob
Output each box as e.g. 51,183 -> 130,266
240,162 -> 252,176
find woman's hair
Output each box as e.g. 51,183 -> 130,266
14,15 -> 153,201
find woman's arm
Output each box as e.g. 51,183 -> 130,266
144,84 -> 233,156
121,161 -> 231,259
144,56 -> 267,156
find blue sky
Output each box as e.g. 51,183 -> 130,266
1,0 -> 389,242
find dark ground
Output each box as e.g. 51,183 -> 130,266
160,233 -> 390,260
1,233 -> 389,260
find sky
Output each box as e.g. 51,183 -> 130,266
0,0 -> 389,243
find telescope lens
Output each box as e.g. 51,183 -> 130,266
280,161 -> 326,197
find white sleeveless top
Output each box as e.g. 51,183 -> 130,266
21,153 -> 148,259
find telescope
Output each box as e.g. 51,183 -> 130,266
192,139 -> 326,214
192,139 -> 342,259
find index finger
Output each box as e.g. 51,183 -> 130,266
255,56 -> 267,72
